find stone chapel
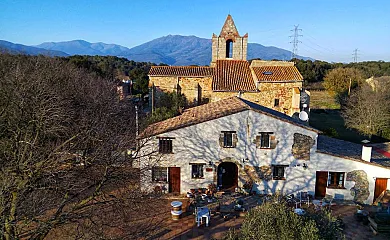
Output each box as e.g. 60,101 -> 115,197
148,15 -> 307,116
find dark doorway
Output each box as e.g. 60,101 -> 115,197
168,167 -> 180,193
374,178 -> 388,202
315,171 -> 328,198
226,39 -> 233,58
218,162 -> 238,189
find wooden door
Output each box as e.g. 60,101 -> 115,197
315,171 -> 328,198
168,167 -> 180,193
374,178 -> 388,200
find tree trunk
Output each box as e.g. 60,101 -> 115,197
4,191 -> 18,240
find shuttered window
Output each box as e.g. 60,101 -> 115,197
220,131 -> 238,148
256,132 -> 276,149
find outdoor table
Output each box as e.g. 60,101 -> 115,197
294,208 -> 306,215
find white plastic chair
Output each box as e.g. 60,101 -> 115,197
196,207 -> 210,227
299,192 -> 310,206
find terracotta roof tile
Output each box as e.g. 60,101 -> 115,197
149,66 -> 214,77
138,97 -> 319,139
213,60 -> 257,92
138,97 -> 248,139
253,66 -> 303,82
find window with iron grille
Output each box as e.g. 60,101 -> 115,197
273,165 -> 286,180
191,164 -> 204,179
159,138 -> 173,154
152,167 -> 168,182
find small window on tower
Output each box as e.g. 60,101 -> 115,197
226,39 -> 233,58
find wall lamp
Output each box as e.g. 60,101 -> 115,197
303,163 -> 308,170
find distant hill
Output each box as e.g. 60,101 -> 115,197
0,40 -> 68,57
1,36 -> 313,65
36,40 -> 130,56
121,35 -> 312,65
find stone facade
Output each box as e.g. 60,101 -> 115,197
211,14 -> 248,64
292,133 -> 315,160
346,170 -> 370,203
148,14 -> 304,116
150,76 -> 302,115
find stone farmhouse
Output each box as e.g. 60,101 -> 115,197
138,97 -> 390,204
148,15 -> 308,116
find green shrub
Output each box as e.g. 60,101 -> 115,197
224,201 -> 345,240
224,202 -> 319,240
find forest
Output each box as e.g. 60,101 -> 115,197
292,58 -> 390,87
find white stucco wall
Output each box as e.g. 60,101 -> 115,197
139,109 -> 390,204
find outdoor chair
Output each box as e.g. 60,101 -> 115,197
321,194 -> 334,209
195,207 -> 211,227
299,192 -> 310,206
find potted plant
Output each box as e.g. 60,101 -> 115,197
208,183 -> 217,196
356,204 -> 364,221
356,204 -> 364,214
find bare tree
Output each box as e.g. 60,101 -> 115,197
342,81 -> 390,137
0,54 -> 163,239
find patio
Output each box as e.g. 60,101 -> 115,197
145,192 -> 390,240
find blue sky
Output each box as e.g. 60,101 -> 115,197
1,0 -> 389,62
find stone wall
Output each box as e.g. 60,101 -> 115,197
292,133 -> 315,160
346,170 -> 370,203
211,81 -> 302,115
150,76 -> 303,115
211,36 -> 247,63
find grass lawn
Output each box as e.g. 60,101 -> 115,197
310,90 -> 340,110
309,90 -> 372,143
309,109 -> 368,143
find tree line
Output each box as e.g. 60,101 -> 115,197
61,55 -> 167,95
292,59 -> 390,86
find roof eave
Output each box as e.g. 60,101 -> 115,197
316,150 -> 390,170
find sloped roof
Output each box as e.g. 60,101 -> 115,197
149,66 -> 214,77
138,97 -> 319,139
317,135 -> 390,169
252,66 -> 303,82
212,60 -> 257,92
219,14 -> 241,38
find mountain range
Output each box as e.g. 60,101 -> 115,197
1,35 -> 312,65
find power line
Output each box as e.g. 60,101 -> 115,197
352,48 -> 359,63
289,25 -> 302,59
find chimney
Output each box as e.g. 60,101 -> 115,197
361,145 -> 372,162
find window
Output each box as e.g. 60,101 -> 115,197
274,99 -> 280,107
259,132 -> 273,148
159,138 -> 173,154
191,164 -> 204,179
152,167 -> 168,182
328,172 -> 345,188
273,165 -> 286,180
226,39 -> 233,58
221,131 -> 237,148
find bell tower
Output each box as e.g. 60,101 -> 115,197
211,14 -> 248,65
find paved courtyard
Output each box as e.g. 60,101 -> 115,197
145,195 -> 390,240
